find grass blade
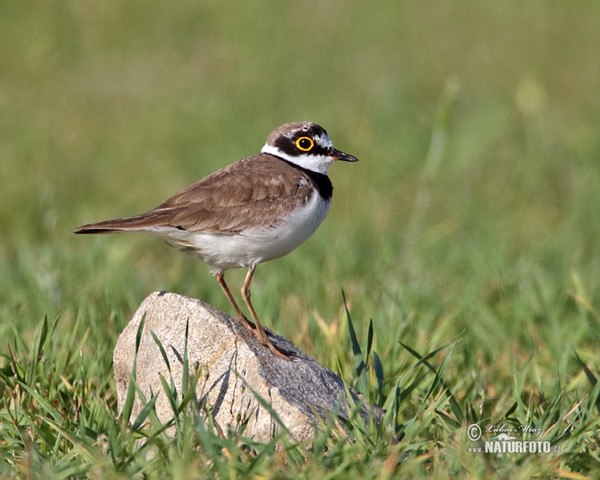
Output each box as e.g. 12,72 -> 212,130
150,330 -> 171,375
26,315 -> 48,384
343,290 -> 368,394
121,315 -> 146,423
373,351 -> 384,405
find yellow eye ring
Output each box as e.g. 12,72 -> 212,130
296,136 -> 314,152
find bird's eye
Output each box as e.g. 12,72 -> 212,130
296,136 -> 314,152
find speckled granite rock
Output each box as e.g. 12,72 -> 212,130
113,291 -> 376,443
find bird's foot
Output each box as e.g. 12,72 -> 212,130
234,313 -> 293,360
264,338 -> 294,361
236,314 -> 256,331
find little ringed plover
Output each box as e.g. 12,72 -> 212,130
75,121 -> 358,360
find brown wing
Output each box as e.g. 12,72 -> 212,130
74,154 -> 315,235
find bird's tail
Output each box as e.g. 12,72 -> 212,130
74,211 -> 171,234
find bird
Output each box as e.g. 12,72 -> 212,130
75,121 -> 358,360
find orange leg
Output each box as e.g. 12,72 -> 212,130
241,264 -> 292,361
215,271 -> 255,331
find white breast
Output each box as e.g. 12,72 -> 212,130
153,192 -> 331,273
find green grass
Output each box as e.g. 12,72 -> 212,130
2,1 -> 600,478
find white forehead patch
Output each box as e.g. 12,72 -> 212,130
315,132 -> 333,149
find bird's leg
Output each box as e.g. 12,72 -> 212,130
240,264 -> 268,344
215,271 -> 255,331
241,264 -> 292,361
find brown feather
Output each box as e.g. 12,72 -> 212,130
74,154 -> 325,235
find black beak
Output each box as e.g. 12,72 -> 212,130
332,148 -> 358,162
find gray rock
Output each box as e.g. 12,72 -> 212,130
113,291 -> 376,443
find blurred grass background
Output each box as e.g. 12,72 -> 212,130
1,1 -> 600,477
